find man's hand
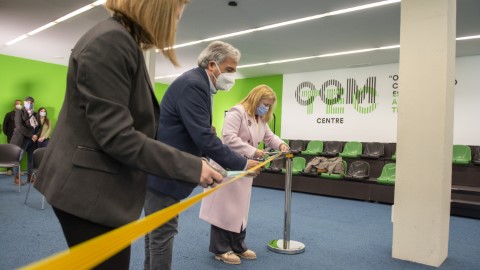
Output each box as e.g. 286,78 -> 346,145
32,135 -> 38,142
246,159 -> 261,177
200,160 -> 224,188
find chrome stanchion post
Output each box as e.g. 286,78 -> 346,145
268,153 -> 305,254
284,154 -> 292,249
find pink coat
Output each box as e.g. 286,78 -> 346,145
199,105 -> 284,233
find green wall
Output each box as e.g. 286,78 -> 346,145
1,54 -> 284,169
153,82 -> 169,99
0,54 -> 68,171
0,54 -> 68,145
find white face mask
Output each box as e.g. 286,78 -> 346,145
213,62 -> 236,91
40,111 -> 47,117
15,104 -> 22,110
24,102 -> 32,110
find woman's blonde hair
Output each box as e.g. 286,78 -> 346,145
105,0 -> 189,66
240,85 -> 277,122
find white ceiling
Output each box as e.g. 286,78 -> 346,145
1,0 -> 479,84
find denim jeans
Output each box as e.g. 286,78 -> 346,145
37,138 -> 49,148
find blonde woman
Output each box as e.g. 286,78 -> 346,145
200,85 -> 289,265
34,1 -> 223,269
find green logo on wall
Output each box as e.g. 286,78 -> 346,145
295,77 -> 378,115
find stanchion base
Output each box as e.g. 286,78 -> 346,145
267,239 -> 305,254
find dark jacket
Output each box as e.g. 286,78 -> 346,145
147,67 -> 247,200
34,18 -> 202,228
3,110 -> 17,142
10,109 -> 38,147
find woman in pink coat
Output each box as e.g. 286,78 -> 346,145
199,85 -> 289,265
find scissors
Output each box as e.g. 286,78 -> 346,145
222,170 -> 258,177
201,157 -> 257,178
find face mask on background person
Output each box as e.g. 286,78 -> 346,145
213,62 -> 236,91
256,104 -> 269,116
24,102 -> 32,110
15,104 -> 22,110
40,111 -> 47,117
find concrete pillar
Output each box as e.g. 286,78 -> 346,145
392,0 -> 456,267
143,48 -> 156,88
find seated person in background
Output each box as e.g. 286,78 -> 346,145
36,107 -> 51,148
200,84 -> 289,265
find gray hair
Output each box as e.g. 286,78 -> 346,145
197,41 -> 241,68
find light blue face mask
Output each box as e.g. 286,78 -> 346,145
24,102 -> 33,110
256,104 -> 269,116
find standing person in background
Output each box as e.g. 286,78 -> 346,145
10,96 -> 38,184
36,107 -> 51,148
144,41 -> 260,270
200,85 -> 289,265
33,1 -> 224,269
2,99 -> 22,175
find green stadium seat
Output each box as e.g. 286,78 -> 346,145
339,141 -> 362,158
377,163 -> 396,185
281,157 -> 306,175
452,144 -> 471,165
301,140 -> 323,155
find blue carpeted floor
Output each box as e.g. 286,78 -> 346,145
1,174 -> 479,270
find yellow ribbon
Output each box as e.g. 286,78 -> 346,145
20,152 -> 282,270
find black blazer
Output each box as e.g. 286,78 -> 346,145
10,109 -> 38,146
3,110 -> 17,142
35,18 -> 202,227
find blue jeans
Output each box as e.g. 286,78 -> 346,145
37,138 -> 49,148
144,189 -> 179,270
13,139 -> 35,175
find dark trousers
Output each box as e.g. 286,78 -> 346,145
6,137 -> 12,171
12,139 -> 35,175
209,224 -> 248,254
37,138 -> 49,148
53,207 -> 131,270
144,189 -> 179,270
